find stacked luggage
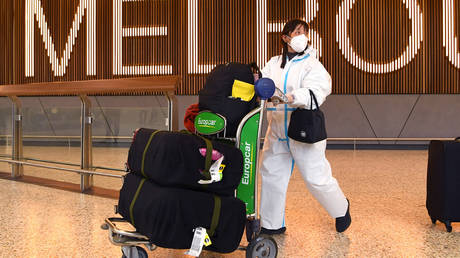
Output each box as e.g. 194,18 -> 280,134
118,128 -> 246,253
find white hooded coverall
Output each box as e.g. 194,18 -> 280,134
259,47 -> 348,230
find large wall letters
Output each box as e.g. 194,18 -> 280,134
0,0 -> 458,94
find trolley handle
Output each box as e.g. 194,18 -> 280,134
268,87 -> 289,105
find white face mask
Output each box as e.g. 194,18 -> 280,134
288,34 -> 308,53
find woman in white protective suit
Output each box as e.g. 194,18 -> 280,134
259,19 -> 351,234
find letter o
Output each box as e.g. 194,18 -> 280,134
336,0 -> 423,73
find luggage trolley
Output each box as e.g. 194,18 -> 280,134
102,78 -> 286,258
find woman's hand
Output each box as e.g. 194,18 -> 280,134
286,94 -> 295,103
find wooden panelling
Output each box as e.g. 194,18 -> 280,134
0,0 -> 459,94
0,0 -> 13,85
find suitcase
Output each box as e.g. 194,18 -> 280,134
118,173 -> 246,253
426,138 -> 460,232
127,128 -> 243,196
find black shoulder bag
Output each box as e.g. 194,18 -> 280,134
287,90 -> 327,143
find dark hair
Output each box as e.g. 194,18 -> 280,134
280,19 -> 309,68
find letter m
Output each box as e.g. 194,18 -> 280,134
25,0 -> 95,77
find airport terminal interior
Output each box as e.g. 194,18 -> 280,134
1,0 -> 460,257
0,96 -> 459,257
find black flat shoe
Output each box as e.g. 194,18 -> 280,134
335,199 -> 351,232
260,227 -> 286,235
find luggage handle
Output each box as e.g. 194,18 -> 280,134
181,130 -> 213,180
198,135 -> 213,180
455,137 -> 460,142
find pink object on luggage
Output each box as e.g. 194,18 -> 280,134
199,148 -> 223,160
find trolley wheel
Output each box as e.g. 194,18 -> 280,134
246,236 -> 278,258
246,218 -> 260,242
101,223 -> 109,230
444,221 -> 452,233
121,246 -> 148,258
144,243 -> 157,252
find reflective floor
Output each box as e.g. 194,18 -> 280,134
0,148 -> 459,258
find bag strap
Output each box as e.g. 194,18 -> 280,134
181,130 -> 213,180
198,135 -> 213,180
309,89 -> 320,110
141,130 -> 161,178
129,177 -> 147,227
208,195 -> 222,237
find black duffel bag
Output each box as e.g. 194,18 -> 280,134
118,173 -> 246,253
126,128 -> 243,196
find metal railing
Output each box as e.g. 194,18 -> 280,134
0,158 -> 123,178
0,76 -> 179,191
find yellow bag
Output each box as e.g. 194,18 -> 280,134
231,80 -> 255,102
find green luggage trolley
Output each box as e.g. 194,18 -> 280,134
102,78 -> 282,258
194,78 -> 283,257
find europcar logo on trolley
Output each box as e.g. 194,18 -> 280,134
237,113 -> 259,215
197,118 -> 217,127
194,112 -> 226,135
241,141 -> 252,185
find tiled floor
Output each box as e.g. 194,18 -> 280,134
0,147 -> 459,258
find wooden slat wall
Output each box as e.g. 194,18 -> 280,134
0,0 -> 459,94
425,0 -> 460,94
0,0 -> 13,85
